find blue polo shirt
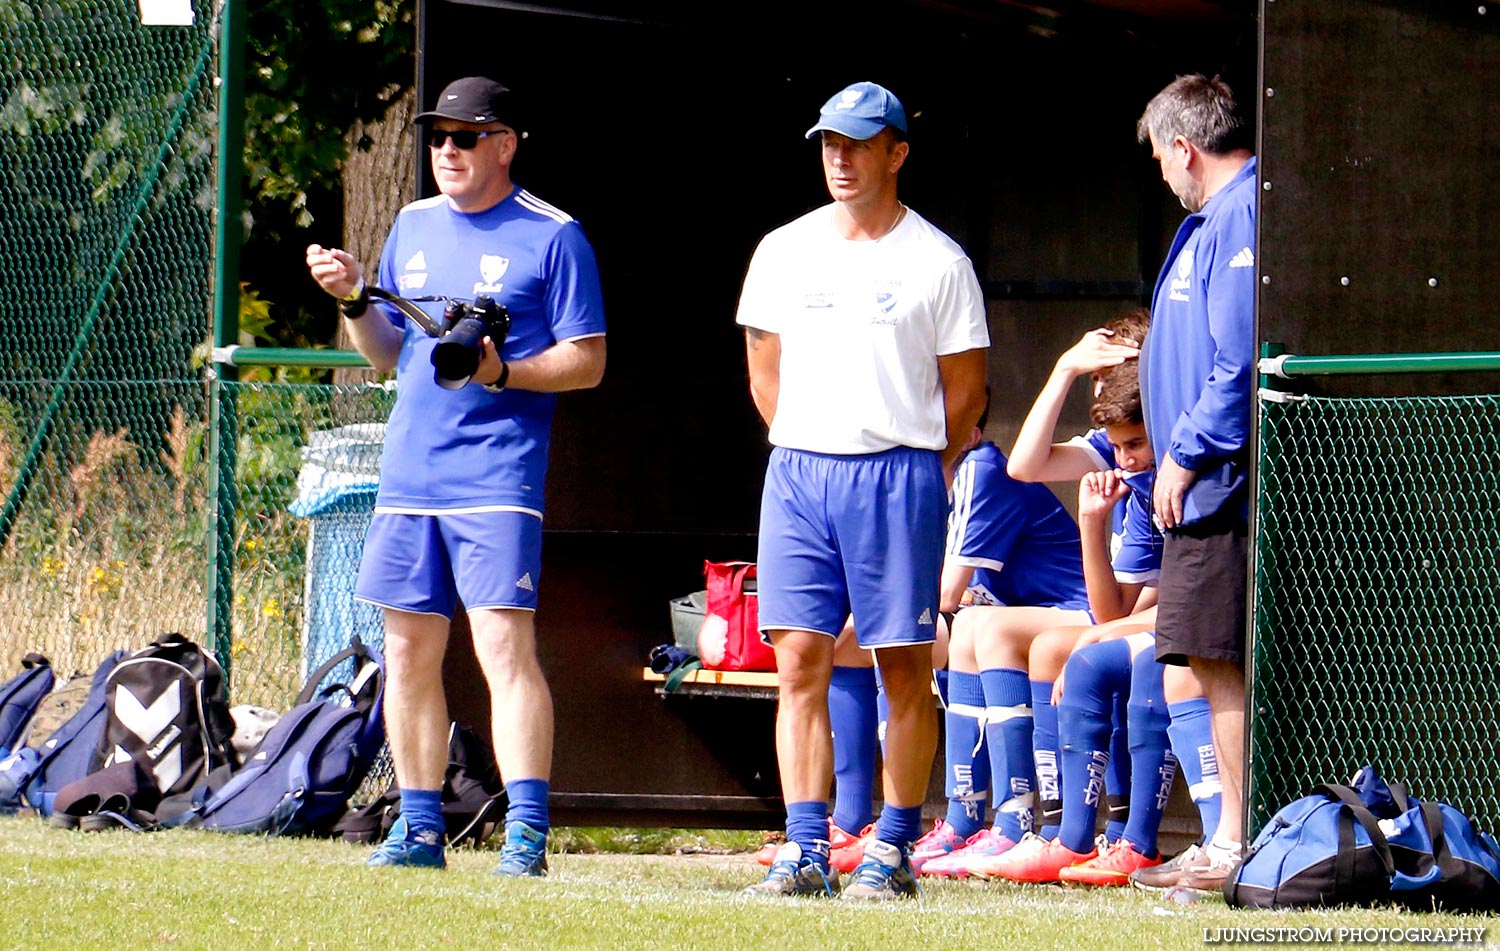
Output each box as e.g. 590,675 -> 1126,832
1140,156 -> 1258,526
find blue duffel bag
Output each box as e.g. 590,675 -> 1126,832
1226,765 -> 1500,912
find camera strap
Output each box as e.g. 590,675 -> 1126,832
368,287 -> 446,338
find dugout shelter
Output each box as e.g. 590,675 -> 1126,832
414,0 -> 1500,834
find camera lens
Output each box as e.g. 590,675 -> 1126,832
432,316 -> 486,388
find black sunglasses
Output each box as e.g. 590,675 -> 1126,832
427,129 -> 506,150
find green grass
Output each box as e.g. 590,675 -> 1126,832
548,826 -> 765,854
0,819 -> 1490,950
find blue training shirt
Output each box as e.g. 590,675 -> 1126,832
371,187 -> 606,515
1140,156 -> 1258,526
946,441 -> 1091,611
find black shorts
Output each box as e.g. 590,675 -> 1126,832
1154,518 -> 1249,668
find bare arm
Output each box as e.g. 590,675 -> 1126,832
1008,328 -> 1140,483
305,244 -> 403,373
474,335 -> 606,393
937,348 -> 989,473
1078,470 -> 1141,623
745,327 -> 780,429
939,563 -> 975,614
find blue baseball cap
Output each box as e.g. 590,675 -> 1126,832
804,81 -> 908,140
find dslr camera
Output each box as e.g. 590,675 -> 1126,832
431,295 -> 510,389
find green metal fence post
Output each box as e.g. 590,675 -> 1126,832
1247,340 -> 1287,837
207,0 -> 246,682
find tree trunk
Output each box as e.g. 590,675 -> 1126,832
334,87 -> 417,385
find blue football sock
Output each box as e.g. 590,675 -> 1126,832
874,803 -> 924,853
786,800 -> 831,867
942,670 -> 989,839
1106,689 -> 1131,843
874,666 -> 890,759
504,778 -> 550,833
1031,679 -> 1063,840
399,786 -> 445,838
1168,697 -> 1222,845
828,665 -> 878,834
933,667 -> 951,707
980,668 -> 1033,843
1057,639 -> 1131,853
1122,650 -> 1174,859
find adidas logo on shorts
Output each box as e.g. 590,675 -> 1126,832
515,573 -> 534,592
917,608 -> 933,626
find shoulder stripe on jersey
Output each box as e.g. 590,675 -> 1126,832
518,189 -> 573,221
946,461 -> 976,556
401,194 -> 449,213
516,190 -> 573,224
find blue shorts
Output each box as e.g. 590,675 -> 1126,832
757,446 -> 945,649
354,510 -> 542,617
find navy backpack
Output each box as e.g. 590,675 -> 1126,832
0,654 -> 56,754
1226,765 -> 1500,912
0,650 -> 128,816
160,638 -> 384,835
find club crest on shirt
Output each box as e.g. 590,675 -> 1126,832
474,254 -> 509,294
870,281 -> 902,324
1169,247 -> 1193,302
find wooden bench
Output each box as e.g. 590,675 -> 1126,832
642,666 -> 778,700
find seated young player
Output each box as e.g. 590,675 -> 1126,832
911,398 -> 1094,876
982,362 -> 1166,883
989,362 -> 1221,885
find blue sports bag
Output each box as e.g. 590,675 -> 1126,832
1227,765 -> 1500,912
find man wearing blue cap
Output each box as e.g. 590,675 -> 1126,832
736,80 -> 990,899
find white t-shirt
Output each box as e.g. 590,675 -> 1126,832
735,203 -> 990,454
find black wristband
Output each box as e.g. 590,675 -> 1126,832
338,288 -> 370,319
482,361 -> 510,394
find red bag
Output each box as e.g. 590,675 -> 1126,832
696,561 -> 776,672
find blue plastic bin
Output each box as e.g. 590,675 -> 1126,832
290,424 -> 385,685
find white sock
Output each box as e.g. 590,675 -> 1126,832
1208,835 -> 1242,857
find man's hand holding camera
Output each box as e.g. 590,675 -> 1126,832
474,335 -> 508,392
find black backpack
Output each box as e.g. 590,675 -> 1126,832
335,721 -> 506,848
93,633 -> 236,799
157,638 -> 386,836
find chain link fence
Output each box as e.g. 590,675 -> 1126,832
0,1 -> 395,744
1251,392 -> 1500,833
1,0 -> 217,670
